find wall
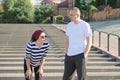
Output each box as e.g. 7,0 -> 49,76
53,0 -> 73,17
91,8 -> 120,21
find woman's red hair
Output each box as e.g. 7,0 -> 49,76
31,30 -> 43,41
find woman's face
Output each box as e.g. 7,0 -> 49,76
38,32 -> 47,41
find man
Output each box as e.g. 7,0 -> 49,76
63,7 -> 92,80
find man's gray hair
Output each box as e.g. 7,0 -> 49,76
71,7 -> 81,14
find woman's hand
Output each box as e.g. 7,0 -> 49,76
37,68 -> 44,77
25,69 -> 32,79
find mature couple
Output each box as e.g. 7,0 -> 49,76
23,7 -> 92,80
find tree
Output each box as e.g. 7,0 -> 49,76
91,0 -> 118,9
116,0 -> 120,8
74,0 -> 96,20
34,4 -> 54,23
2,0 -> 35,23
74,0 -> 81,9
0,5 -> 3,13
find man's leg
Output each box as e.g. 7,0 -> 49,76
63,55 -> 76,80
75,53 -> 86,80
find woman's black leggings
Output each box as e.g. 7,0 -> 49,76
24,59 -> 41,80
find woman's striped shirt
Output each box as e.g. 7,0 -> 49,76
24,40 -> 49,67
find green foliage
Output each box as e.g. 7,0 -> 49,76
106,0 -> 117,8
34,4 -> 54,23
90,5 -> 98,11
64,16 -> 70,23
91,0 -> 118,9
34,8 -> 41,23
0,5 -> 3,13
3,0 -> 14,11
41,17 -> 51,24
55,15 -> 64,20
75,0 -> 95,11
2,0 -> 35,23
74,0 -> 96,21
74,0 -> 81,9
116,0 -> 120,8
39,4 -> 54,17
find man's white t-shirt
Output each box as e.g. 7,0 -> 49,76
66,20 -> 92,56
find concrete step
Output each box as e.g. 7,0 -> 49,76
87,61 -> 120,66
0,57 -> 115,62
0,72 -> 120,80
0,66 -> 120,73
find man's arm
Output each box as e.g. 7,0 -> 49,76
84,36 -> 92,58
65,36 -> 69,53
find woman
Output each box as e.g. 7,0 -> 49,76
24,30 -> 50,80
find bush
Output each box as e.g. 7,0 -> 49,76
41,17 -> 51,24
64,16 -> 70,23
55,15 -> 64,20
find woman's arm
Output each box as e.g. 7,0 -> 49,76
38,57 -> 45,77
26,59 -> 31,70
26,59 -> 32,79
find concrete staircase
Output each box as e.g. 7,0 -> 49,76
40,24 -> 120,80
0,24 -> 120,80
87,48 -> 120,80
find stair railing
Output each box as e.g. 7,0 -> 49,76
92,30 -> 120,58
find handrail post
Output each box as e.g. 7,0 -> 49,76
99,32 -> 101,47
107,34 -> 110,51
92,30 -> 94,44
118,37 -> 120,56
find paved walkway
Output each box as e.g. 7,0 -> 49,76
89,19 -> 120,36
89,19 -> 120,29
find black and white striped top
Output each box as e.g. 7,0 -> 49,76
24,40 -> 49,67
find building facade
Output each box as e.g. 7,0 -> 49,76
55,0 -> 74,17
42,0 -> 74,17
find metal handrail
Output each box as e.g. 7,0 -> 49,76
92,29 -> 120,56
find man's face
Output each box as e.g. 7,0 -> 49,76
69,10 -> 80,22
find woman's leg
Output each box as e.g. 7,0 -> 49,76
24,59 -> 32,80
34,65 -> 41,80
